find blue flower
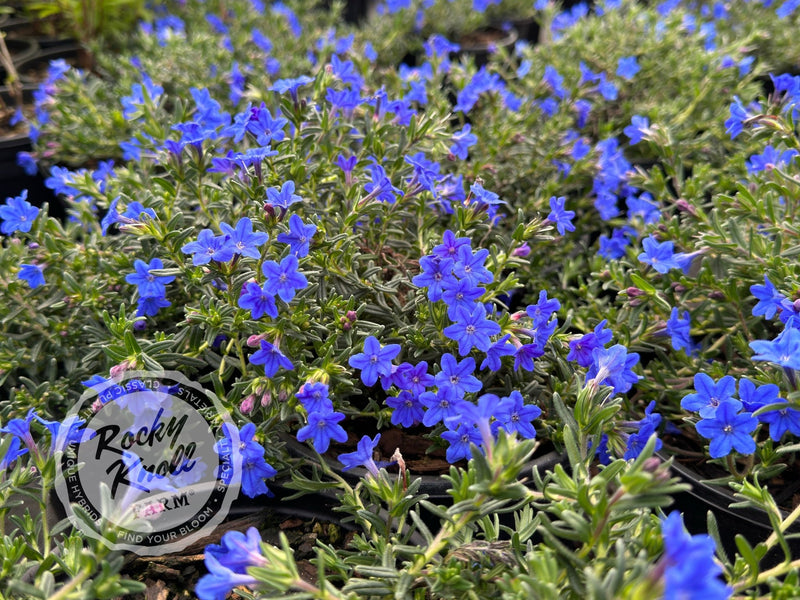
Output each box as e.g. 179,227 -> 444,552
125,257 -> 175,299
137,296 -> 171,317
751,276 -> 786,319
494,391 -> 541,438
296,382 -> 333,414
265,180 -> 302,210
746,145 -> 798,173
0,410 -> 36,452
249,340 -> 293,377
217,423 -> 277,498
296,410 -> 347,453
338,434 -> 381,476
412,255 -> 457,302
453,245 -> 493,287
18,264 -> 45,288
238,281 -> 278,320
0,436 -> 28,470
681,373 -> 739,418
586,344 -> 641,394
695,403 -> 757,458
449,124 -> 477,160
616,56 -> 640,80
526,290 -> 561,328
637,235 -> 682,274
480,334 -> 516,371
182,229 -> 236,266
441,422 -> 483,463
386,391 -> 424,427
666,307 -> 696,355
261,254 -> 308,302
196,553 -> 258,600
219,218 -> 268,259
434,353 -> 481,397
546,196 -> 575,236
348,335 -> 401,387
623,115 -> 650,145
276,214 -> 317,258
443,305 -> 501,356
567,320 -> 612,368
441,279 -> 484,320
660,512 -> 732,599
0,190 -> 39,235
419,388 -> 462,427
204,527 -> 265,576
750,327 -> 800,370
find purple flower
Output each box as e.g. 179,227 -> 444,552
261,254 -> 308,302
348,335 -> 401,387
441,279 -> 485,320
0,190 -> 39,234
695,403 -> 757,458
453,245 -> 493,287
567,320 -> 612,368
296,410 -> 347,453
526,290 -> 561,328
394,361 -> 434,396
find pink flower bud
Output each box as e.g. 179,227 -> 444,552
512,242 -> 531,257
240,395 -> 255,415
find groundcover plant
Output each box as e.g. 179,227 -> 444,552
4,0 -> 800,597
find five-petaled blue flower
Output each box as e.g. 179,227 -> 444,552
338,433 -> 381,476
261,254 -> 308,302
695,402 -> 758,458
220,218 -> 268,259
0,190 -> 39,235
18,264 -> 45,288
276,213 -> 317,257
348,335 -> 401,387
296,410 -> 348,453
546,196 -> 575,236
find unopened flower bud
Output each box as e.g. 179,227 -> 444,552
240,395 -> 255,415
28,242 -> 39,250
794,299 -> 800,313
626,287 -> 646,297
260,390 -> 272,407
670,282 -> 686,294
346,310 -> 357,322
510,310 -> 526,321
629,298 -> 644,307
263,203 -> 276,218
512,242 -> 531,257
247,333 -> 267,347
709,290 -> 725,300
278,390 -> 288,403
675,199 -> 697,216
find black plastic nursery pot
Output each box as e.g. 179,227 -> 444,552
662,454 -> 800,564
